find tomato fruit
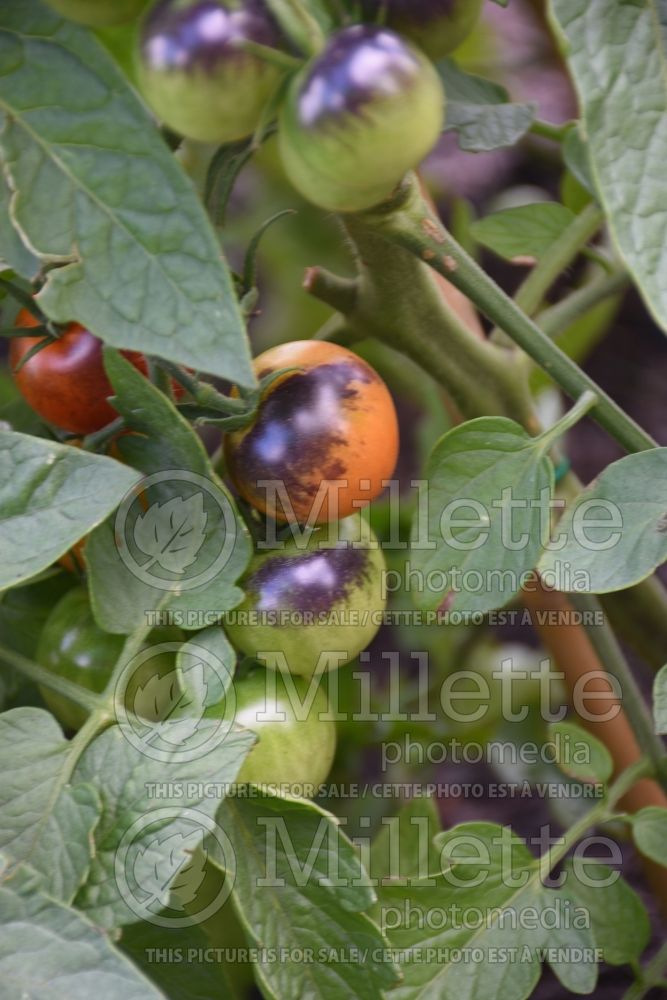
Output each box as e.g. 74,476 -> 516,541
225,341 -> 399,524
278,25 -> 444,213
36,587 -> 182,732
10,310 -> 183,434
206,665 -> 336,789
364,0 -> 484,60
46,0 -> 149,27
136,0 -> 289,143
224,515 -> 386,678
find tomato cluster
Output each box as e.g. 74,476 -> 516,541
44,0 -> 486,213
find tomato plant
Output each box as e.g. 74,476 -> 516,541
136,0 -> 290,143
2,2 -> 667,998
225,340 -> 399,523
278,24 -> 444,212
224,514 -> 386,676
207,664 -> 336,788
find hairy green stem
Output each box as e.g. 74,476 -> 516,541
333,216 -> 538,428
540,757 -> 654,880
569,594 -> 667,780
362,174 -> 655,454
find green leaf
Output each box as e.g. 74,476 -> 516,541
563,127 -> 597,198
653,664 -> 667,735
86,351 -> 251,633
548,720 -> 614,785
470,203 -> 576,262
548,0 -> 667,334
216,792 -> 401,999
564,860 -> 650,966
0,865 -> 168,1000
630,807 -> 667,867
538,449 -> 667,593
120,915 -> 243,1000
0,429 -> 142,590
439,59 -> 536,152
381,822 -> 598,999
0,169 -> 40,279
0,708 -> 100,903
0,1 -> 254,386
370,796 -> 443,885
73,722 -> 255,929
410,417 -> 554,614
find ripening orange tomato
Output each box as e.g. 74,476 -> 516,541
224,341 -> 399,524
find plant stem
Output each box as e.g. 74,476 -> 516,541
538,270 -> 629,339
569,594 -> 667,779
364,174 -> 656,454
600,579 -> 667,672
0,643 -> 103,712
623,940 -> 667,1000
508,201 -> 605,321
535,390 -> 598,450
338,212 -> 539,429
530,119 -> 574,142
540,757 -> 653,880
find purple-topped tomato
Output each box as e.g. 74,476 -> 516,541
278,24 -> 444,212
136,0 -> 290,142
224,340 -> 399,525
364,1 -> 484,60
224,515 -> 386,677
46,0 -> 149,27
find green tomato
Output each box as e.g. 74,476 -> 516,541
224,515 -> 386,678
207,666 -> 336,790
45,0 -> 149,28
278,25 -> 445,213
370,1 -> 484,61
36,587 -> 182,732
136,0 -> 289,143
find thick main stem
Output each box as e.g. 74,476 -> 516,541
360,174 -> 656,455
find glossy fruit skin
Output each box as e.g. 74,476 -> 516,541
46,0 -> 149,27
137,0 -> 288,143
278,25 -> 445,212
225,341 -> 399,525
207,666 -> 336,789
11,311 -> 184,434
364,0 -> 484,60
224,515 -> 386,678
10,311 -> 146,434
36,587 -> 182,732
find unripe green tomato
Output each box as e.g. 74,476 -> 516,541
278,24 -> 445,213
206,666 -> 336,789
136,0 -> 289,143
224,515 -> 386,678
365,1 -> 484,60
36,588 -> 182,732
45,0 -> 149,27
